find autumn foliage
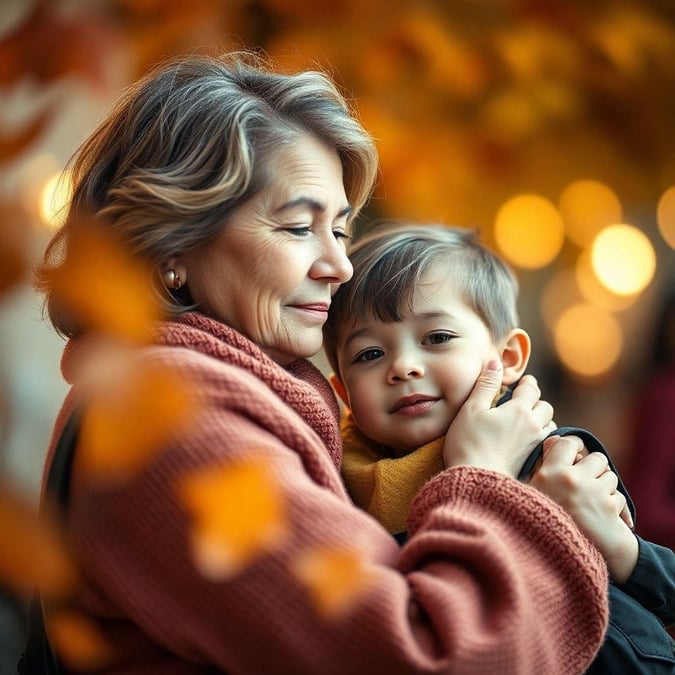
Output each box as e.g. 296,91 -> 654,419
1,0 -> 674,665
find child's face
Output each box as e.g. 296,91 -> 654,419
334,265 -> 503,453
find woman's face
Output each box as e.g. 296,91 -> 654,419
179,134 -> 354,364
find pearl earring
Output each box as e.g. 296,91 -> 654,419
164,269 -> 182,290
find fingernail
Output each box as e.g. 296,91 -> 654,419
487,359 -> 501,371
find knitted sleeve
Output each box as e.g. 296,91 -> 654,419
63,348 -> 608,675
404,467 -> 609,672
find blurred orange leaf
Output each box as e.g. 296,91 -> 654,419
48,609 -> 113,670
47,226 -> 162,343
292,546 -> 373,619
179,461 -> 289,580
399,10 -> 487,99
260,0 -> 365,21
0,486 -> 76,598
0,109 -> 53,165
0,199 -> 30,295
115,0 -> 244,76
0,2 -> 114,89
77,353 -> 197,478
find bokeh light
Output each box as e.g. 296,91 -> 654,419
590,224 -> 656,296
15,153 -> 61,216
494,194 -> 565,269
559,180 -> 623,248
554,303 -> 623,377
575,249 -> 640,312
539,268 -> 580,329
656,186 -> 675,249
39,171 -> 72,229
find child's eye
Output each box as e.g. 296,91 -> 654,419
333,229 -> 351,241
424,331 -> 455,346
353,348 -> 384,363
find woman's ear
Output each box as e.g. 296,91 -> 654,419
499,328 -> 531,385
328,372 -> 350,409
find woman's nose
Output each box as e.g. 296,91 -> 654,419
387,354 -> 425,383
311,235 -> 353,284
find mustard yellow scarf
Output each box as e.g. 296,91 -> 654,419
340,386 -> 509,534
340,413 -> 444,534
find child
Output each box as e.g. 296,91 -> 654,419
323,222 -> 674,674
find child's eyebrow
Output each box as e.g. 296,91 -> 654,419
341,310 -> 454,350
342,326 -> 374,351
410,310 -> 452,321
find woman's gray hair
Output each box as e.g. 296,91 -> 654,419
36,51 -> 378,337
323,222 -> 520,376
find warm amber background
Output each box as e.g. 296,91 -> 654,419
1,0 -> 674,496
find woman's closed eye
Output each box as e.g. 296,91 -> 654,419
282,227 -> 350,242
423,331 -> 456,346
283,226 -> 312,237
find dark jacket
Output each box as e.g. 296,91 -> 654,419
518,423 -> 674,674
588,536 -> 675,674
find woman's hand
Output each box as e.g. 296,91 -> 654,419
529,435 -> 639,583
443,360 -> 555,477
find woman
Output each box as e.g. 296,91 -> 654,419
37,52 -> 609,673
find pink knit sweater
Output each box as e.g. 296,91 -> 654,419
45,313 -> 608,674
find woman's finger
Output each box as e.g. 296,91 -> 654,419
594,467 -> 618,494
619,500 -> 634,530
544,421 -> 557,435
597,472 -> 632,527
575,451 -> 610,478
510,375 -> 541,405
465,359 -> 504,412
532,400 -> 554,428
541,434 -> 584,466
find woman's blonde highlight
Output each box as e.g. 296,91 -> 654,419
36,51 -> 378,337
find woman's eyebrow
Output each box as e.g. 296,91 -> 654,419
274,197 -> 352,219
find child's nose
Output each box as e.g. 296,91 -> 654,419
387,355 -> 425,383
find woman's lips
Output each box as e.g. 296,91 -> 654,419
289,303 -> 330,321
296,303 -> 330,312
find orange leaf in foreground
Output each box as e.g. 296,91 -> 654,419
47,226 -> 161,344
0,487 -> 76,598
0,109 -> 53,165
179,461 -> 289,580
0,200 -> 29,295
292,546 -> 373,619
47,609 -> 113,671
78,356 -> 197,479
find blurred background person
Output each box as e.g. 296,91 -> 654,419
624,290 -> 675,552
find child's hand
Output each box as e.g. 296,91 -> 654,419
530,435 -> 639,583
443,360 -> 555,477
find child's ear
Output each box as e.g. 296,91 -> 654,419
328,372 -> 350,409
499,329 -> 531,385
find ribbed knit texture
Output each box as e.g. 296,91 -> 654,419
44,313 -> 609,674
157,312 -> 344,469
